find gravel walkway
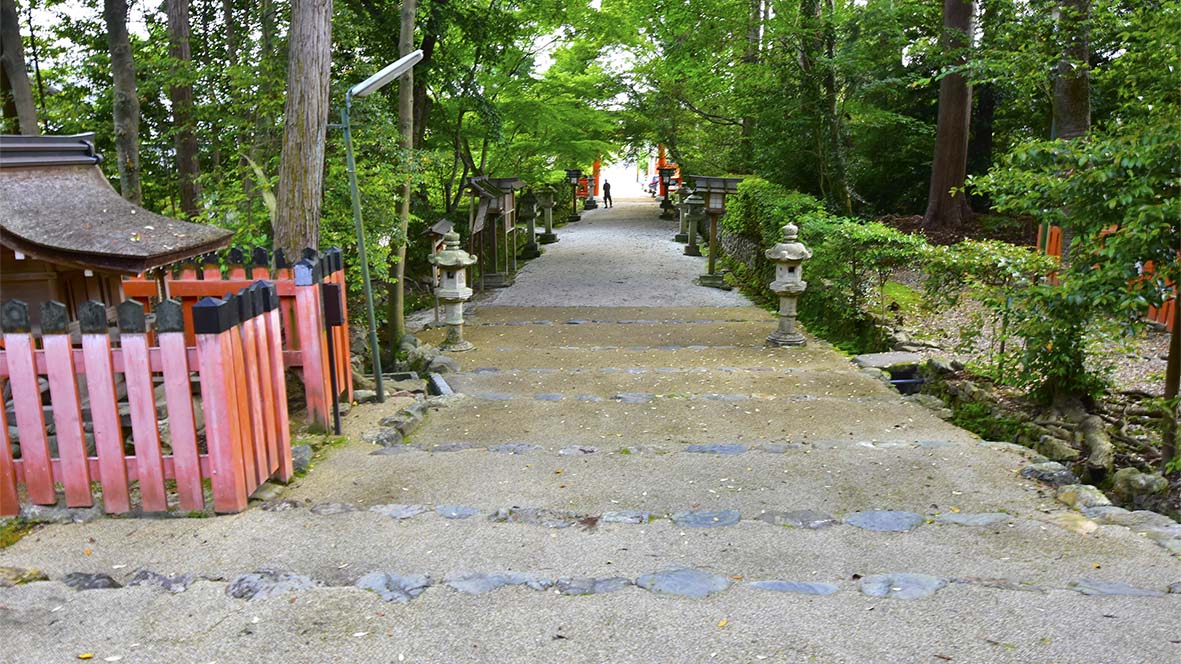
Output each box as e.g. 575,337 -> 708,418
485,197 -> 751,308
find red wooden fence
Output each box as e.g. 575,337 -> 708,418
1037,224 -> 1176,331
123,247 -> 351,427
0,283 -> 292,516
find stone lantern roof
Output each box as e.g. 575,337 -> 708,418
429,231 -> 477,269
765,223 -> 812,262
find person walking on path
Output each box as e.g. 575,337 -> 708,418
603,180 -> 613,207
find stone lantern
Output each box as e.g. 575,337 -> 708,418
537,185 -> 559,244
674,188 -> 693,243
765,222 -> 812,347
682,194 -> 705,257
658,167 -> 677,220
564,169 -> 582,222
518,190 -> 540,259
429,230 -> 479,352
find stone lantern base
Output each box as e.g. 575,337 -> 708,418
519,241 -> 541,259
683,243 -> 702,257
767,328 -> 806,347
538,232 -> 559,244
482,272 -> 515,289
697,273 -> 730,290
567,213 -> 581,223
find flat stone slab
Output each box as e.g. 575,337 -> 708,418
844,510 -> 926,532
431,442 -> 479,452
489,507 -> 582,528
370,445 -> 421,456
227,569 -> 318,600
310,502 -> 357,516
444,572 -> 553,595
534,393 -> 564,401
758,443 -> 805,453
936,512 -> 1010,527
355,572 -> 432,603
671,510 -> 741,528
749,580 -> 839,596
1020,461 -> 1079,487
601,510 -> 651,524
555,577 -> 632,596
475,392 -> 515,401
685,443 -> 747,455
489,443 -> 542,455
952,577 -> 1046,593
851,352 -> 921,370
758,510 -> 838,529
860,573 -> 947,600
63,572 -> 121,591
635,568 -> 731,598
558,445 -> 598,456
614,392 -> 655,404
435,505 -> 480,519
1070,579 -> 1166,597
127,570 -> 196,594
370,504 -> 430,520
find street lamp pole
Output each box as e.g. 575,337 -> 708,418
338,49 -> 424,403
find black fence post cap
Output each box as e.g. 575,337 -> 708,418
40,300 -> 70,334
117,300 -> 147,334
78,301 -> 108,334
192,296 -> 239,334
1,299 -> 30,334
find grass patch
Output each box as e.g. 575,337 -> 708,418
0,519 -> 42,549
882,280 -> 921,313
950,401 -> 1023,442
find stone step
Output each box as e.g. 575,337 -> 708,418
4,565 -> 1177,664
405,395 -> 970,445
465,305 -> 774,324
2,490 -> 1176,595
445,366 -> 895,400
433,344 -> 853,372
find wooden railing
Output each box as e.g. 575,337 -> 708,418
0,284 -> 291,516
1036,224 -> 1175,331
122,247 -> 351,426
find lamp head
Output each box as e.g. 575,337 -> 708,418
350,50 -> 425,98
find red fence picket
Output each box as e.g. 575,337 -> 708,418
0,283 -> 290,516
122,247 -> 351,426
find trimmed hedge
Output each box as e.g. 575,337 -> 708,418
719,178 -> 927,353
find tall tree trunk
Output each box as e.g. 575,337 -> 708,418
1163,298 -> 1180,471
167,0 -> 202,218
923,0 -> 975,230
103,0 -> 143,204
1052,0 -> 1090,264
738,0 -> 761,171
391,0 -> 417,345
273,0 -> 333,257
0,0 -> 39,134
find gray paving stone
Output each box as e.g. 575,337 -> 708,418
489,443 -> 542,454
859,573 -> 947,600
534,393 -> 564,401
1020,461 -> 1079,487
1069,579 -> 1166,597
558,445 -> 598,456
758,510 -> 838,529
444,572 -> 553,595
699,393 -> 749,402
575,394 -> 603,402
555,577 -> 632,596
1168,582 -> 1181,594
749,580 -> 839,596
951,577 -> 1046,593
435,505 -> 480,519
758,443 -> 805,453
370,445 -> 421,456
475,392 -> 515,401
671,510 -> 741,528
915,440 -> 958,449
431,442 -> 479,452
936,512 -> 1010,527
601,510 -> 651,524
489,507 -> 581,528
635,568 -> 731,598
362,428 -> 403,447
355,572 -> 432,603
472,368 -> 500,374
62,572 -> 121,591
369,504 -> 431,520
310,502 -> 357,516
845,510 -> 926,532
685,443 -> 747,455
127,570 -> 196,594
614,392 -> 655,404
226,569 -> 318,600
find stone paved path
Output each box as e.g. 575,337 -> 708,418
1,196 -> 1179,663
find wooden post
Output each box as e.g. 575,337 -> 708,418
194,296 -> 248,513
117,300 -> 168,512
294,259 -> 329,428
156,299 -> 204,511
40,301 -> 93,507
246,285 -> 279,476
260,283 -> 294,481
1,300 -> 55,505
0,401 -> 17,516
223,293 -> 259,495
79,301 -> 131,513
236,287 -> 270,487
